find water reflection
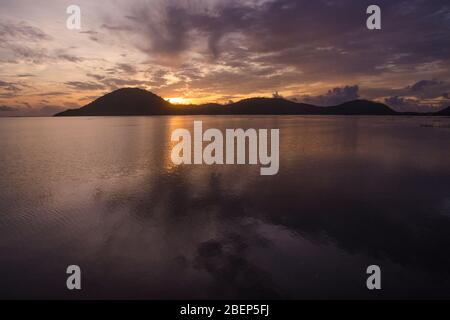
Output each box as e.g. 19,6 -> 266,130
0,116 -> 449,299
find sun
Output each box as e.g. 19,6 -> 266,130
167,97 -> 189,105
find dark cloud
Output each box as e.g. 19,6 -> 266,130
56,53 -> 84,63
407,80 -> 450,99
79,30 -> 98,35
146,68 -> 169,87
35,91 -> 67,97
86,73 -> 106,81
110,63 -> 138,75
80,30 -> 100,42
0,105 -> 17,112
105,0 -> 450,75
65,81 -> 106,91
0,21 -> 85,64
87,68 -> 160,90
384,96 -> 431,113
378,80 -> 450,111
0,21 -> 52,42
0,80 -> 24,99
0,21 -> 51,64
290,79 -> 450,111
300,85 -> 360,106
101,23 -> 134,32
0,80 -> 21,92
0,43 -> 47,64
1,42 -> 84,64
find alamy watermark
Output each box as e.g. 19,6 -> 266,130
66,265 -> 81,290
367,5 -> 382,30
366,265 -> 382,290
66,5 -> 81,30
171,121 -> 279,176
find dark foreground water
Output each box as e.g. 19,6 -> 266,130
0,116 -> 450,299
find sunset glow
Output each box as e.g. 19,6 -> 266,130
167,97 -> 190,105
0,0 -> 449,116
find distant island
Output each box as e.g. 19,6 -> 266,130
54,88 -> 449,117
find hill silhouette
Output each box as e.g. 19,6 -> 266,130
437,106 -> 450,116
324,100 -> 397,115
56,88 -> 171,116
54,88 -> 445,117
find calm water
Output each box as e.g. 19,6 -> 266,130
0,116 -> 450,299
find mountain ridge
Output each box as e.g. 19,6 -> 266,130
54,88 -> 448,117
437,106 -> 450,115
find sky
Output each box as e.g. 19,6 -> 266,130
0,0 -> 449,116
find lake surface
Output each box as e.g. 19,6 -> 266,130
0,115 -> 450,299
